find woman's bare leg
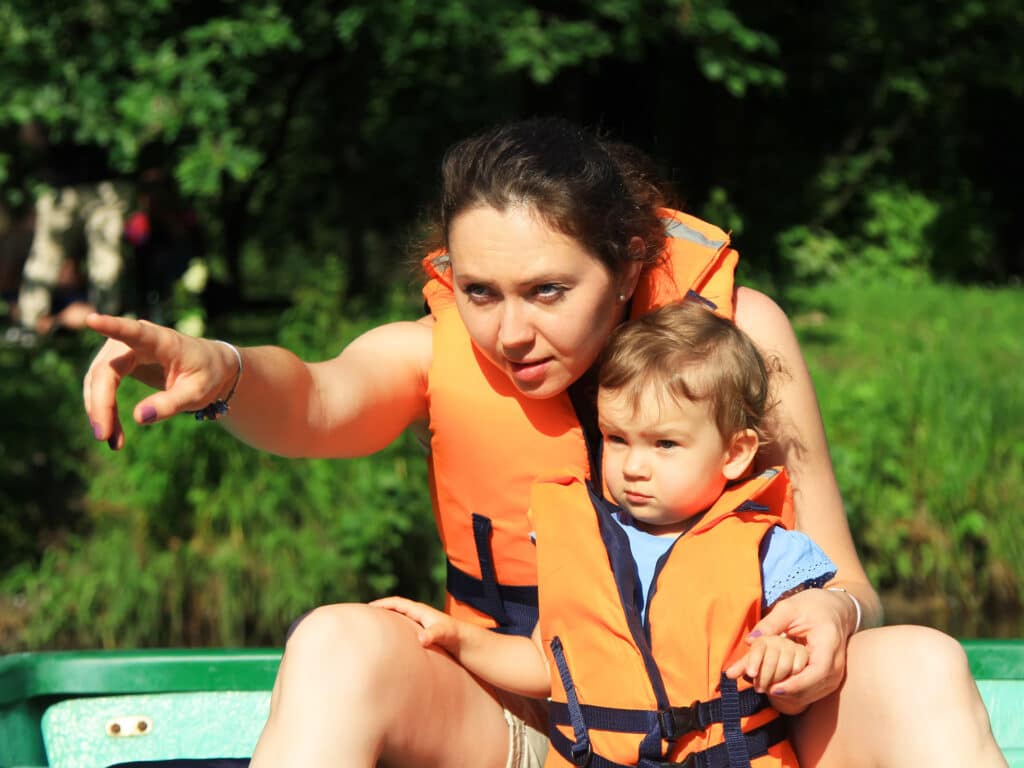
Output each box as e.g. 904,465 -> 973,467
791,625 -> 1007,768
251,603 -> 511,768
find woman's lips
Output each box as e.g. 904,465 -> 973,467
508,358 -> 552,384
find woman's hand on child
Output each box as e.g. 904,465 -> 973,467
724,589 -> 852,713
726,633 -> 811,715
370,596 -> 461,652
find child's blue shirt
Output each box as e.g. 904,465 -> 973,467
612,510 -> 837,615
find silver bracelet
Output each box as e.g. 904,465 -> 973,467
827,586 -> 863,636
192,340 -> 243,421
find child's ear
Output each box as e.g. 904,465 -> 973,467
723,428 -> 759,480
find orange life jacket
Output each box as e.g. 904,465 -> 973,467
422,209 -> 738,635
532,468 -> 798,768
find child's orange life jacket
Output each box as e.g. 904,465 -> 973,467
532,468 -> 799,768
422,210 -> 737,635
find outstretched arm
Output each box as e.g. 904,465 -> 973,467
83,313 -> 433,458
371,596 -> 550,699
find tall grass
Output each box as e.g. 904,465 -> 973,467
1,259 -> 442,651
792,282 -> 1024,634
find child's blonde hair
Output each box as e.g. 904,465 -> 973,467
598,299 -> 775,443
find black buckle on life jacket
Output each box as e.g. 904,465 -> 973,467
658,701 -> 701,741
570,741 -> 593,766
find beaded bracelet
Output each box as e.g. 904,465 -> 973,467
191,340 -> 243,421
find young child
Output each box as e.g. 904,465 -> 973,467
374,299 -> 838,768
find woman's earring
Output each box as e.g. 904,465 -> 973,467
618,293 -> 626,302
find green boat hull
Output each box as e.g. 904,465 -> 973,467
1,641 -> 1021,767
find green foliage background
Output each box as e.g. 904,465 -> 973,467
0,0 -> 1021,649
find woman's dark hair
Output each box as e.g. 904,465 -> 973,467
432,118 -> 671,273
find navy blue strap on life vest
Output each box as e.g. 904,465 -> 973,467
547,667 -> 782,768
567,366 -> 603,491
548,686 -> 770,740
471,512 -> 509,626
551,635 -> 594,766
444,513 -> 538,637
719,674 -> 752,767
444,559 -> 538,637
734,501 -> 770,513
548,716 -> 788,768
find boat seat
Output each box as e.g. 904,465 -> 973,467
977,680 -> 1024,767
40,691 -> 269,768
34,677 -> 1024,768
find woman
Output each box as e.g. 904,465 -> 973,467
84,118 -> 1004,768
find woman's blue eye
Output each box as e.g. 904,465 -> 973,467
535,283 -> 565,299
464,284 -> 492,300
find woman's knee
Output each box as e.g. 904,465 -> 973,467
848,627 -> 993,737
281,603 -> 417,696
795,626 -> 996,767
257,605 -> 420,765
848,625 -> 971,686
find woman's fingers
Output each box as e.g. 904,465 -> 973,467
84,313 -> 226,445
85,313 -> 162,358
84,314 -> 158,446
744,599 -> 796,641
84,339 -> 137,448
763,632 -> 845,711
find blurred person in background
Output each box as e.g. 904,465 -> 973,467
9,122 -> 130,344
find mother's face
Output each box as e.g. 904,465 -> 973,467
448,204 -> 641,399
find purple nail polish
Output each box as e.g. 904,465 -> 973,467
771,688 -> 786,696
141,406 -> 158,424
748,629 -> 762,639
92,422 -> 103,440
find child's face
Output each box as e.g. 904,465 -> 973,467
597,384 -> 733,533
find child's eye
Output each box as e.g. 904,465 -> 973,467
655,439 -> 678,449
604,434 -> 627,445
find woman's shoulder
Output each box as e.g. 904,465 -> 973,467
734,286 -> 787,326
733,286 -> 799,350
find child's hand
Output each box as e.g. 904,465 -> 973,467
370,596 -> 461,652
727,633 -> 808,697
724,589 -> 853,714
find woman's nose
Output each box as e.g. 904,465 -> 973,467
497,300 -> 534,351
